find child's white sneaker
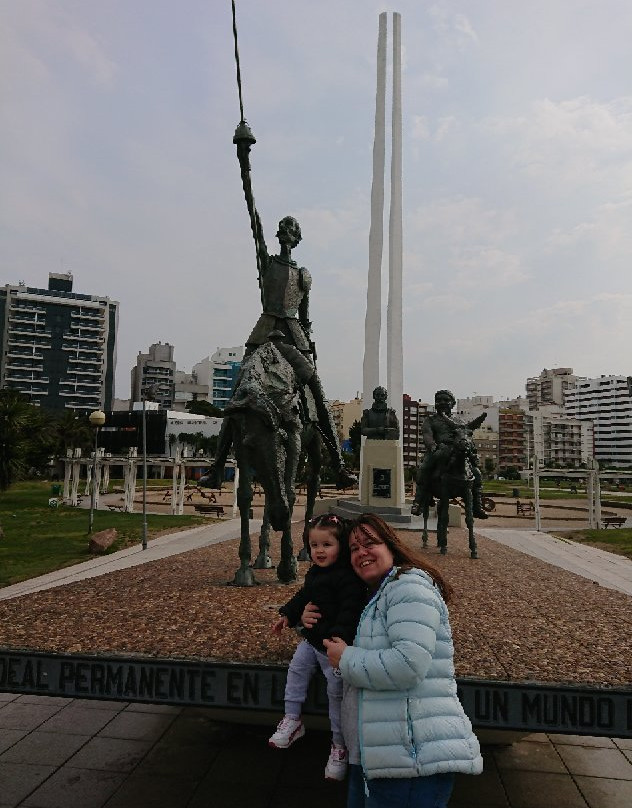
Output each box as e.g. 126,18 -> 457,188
324,742 -> 348,780
268,716 -> 305,749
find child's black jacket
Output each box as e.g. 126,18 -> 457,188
279,562 -> 366,654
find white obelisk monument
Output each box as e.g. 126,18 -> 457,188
361,11 -> 405,507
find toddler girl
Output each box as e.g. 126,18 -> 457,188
269,513 -> 365,781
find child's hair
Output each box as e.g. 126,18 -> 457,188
307,513 -> 350,563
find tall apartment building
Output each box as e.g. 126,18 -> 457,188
0,273 -> 118,412
192,346 -> 244,410
564,376 -> 632,467
402,394 -> 429,468
530,405 -> 593,467
331,396 -> 362,445
526,367 -> 577,410
471,425 -> 499,476
498,407 -> 528,470
173,370 -> 210,412
130,342 -> 175,410
456,396 -> 498,430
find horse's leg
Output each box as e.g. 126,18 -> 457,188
437,481 -> 448,554
422,503 -> 429,548
464,485 -> 478,559
277,433 -> 299,584
253,500 -> 274,569
277,521 -> 298,583
229,449 -> 257,587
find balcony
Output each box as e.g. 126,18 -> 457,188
67,363 -> 102,375
5,376 -> 48,387
63,334 -> 104,346
6,349 -> 43,360
5,361 -> 44,373
71,311 -> 104,321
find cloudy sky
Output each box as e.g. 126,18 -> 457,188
2,1 -> 632,406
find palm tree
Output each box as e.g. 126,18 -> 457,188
53,409 -> 92,455
0,389 -> 41,490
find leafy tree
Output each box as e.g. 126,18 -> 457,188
185,399 -> 223,418
51,409 -> 92,455
348,419 -> 362,452
0,389 -> 54,490
348,419 -> 362,469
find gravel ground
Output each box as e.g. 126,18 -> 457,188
0,520 -> 630,688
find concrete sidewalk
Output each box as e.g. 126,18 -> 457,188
3,515 -> 631,600
0,517 -> 262,602
476,527 -> 632,596
2,522 -> 631,806
1,692 -> 631,808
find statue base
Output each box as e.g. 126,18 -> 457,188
327,497 -> 435,530
311,440 -> 443,529
360,438 -> 403,508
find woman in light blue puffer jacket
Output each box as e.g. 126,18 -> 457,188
320,513 -> 483,808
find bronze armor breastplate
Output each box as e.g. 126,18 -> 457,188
261,257 -> 305,318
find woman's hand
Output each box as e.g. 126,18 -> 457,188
300,601 -> 321,629
271,616 -> 289,635
323,637 -> 347,668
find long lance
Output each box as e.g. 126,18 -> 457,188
231,0 -> 245,123
231,1 -> 264,304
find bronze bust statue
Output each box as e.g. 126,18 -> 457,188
361,386 -> 400,440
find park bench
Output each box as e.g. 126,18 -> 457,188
516,501 -> 535,516
194,504 -> 225,517
602,516 -> 626,529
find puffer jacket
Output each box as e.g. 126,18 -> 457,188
339,567 -> 483,780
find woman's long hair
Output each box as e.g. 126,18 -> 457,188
349,512 -> 453,603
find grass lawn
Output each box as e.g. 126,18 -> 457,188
551,528 -> 632,562
482,479 -> 632,504
0,481 -> 205,588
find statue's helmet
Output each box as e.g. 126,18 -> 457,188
276,216 -> 302,248
435,389 -> 456,406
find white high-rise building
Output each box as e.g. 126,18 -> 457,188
565,376 -> 632,467
131,342 -> 175,410
531,405 -> 594,468
526,368 -> 577,411
193,346 -> 244,411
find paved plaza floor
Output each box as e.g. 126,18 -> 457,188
1,692 -> 631,808
1,516 -> 631,806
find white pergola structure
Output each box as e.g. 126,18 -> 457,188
362,11 -> 404,505
62,448 -> 233,517
530,458 -> 603,531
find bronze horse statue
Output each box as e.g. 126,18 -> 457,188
256,416 -> 323,566
415,425 -> 479,559
203,340 -> 302,585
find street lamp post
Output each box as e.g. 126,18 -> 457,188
142,394 -> 148,550
141,386 -> 155,550
88,410 -> 106,534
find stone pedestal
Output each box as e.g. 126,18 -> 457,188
360,439 -> 403,508
318,438 -> 435,530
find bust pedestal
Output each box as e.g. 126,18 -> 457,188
360,439 -> 402,508
321,438 -> 434,529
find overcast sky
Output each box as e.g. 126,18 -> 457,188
2,1 -> 632,406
